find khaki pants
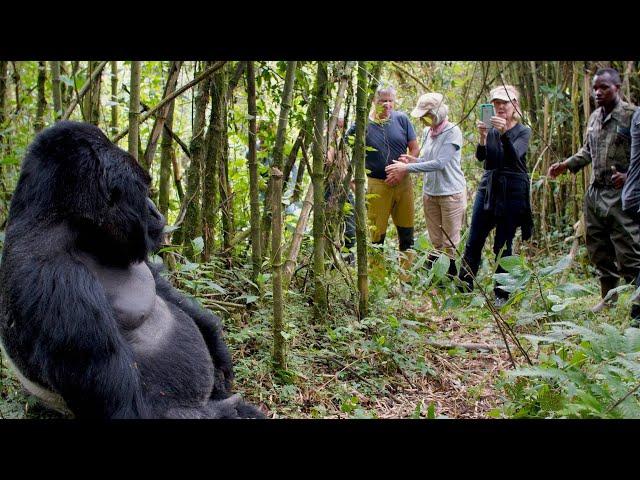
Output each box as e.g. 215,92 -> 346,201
423,190 -> 467,255
366,175 -> 414,248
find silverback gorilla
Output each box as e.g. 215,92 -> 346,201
0,121 -> 264,419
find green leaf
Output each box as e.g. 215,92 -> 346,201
179,261 -> 199,273
551,303 -> 568,312
205,281 -> 227,294
431,253 -> 449,280
498,255 -> 523,273
245,295 -> 259,304
191,236 -> 204,255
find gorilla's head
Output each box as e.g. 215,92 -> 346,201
11,121 -> 166,266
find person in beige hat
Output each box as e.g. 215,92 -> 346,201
386,92 -> 466,276
457,84 -> 533,307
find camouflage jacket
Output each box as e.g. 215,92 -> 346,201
566,100 -> 637,187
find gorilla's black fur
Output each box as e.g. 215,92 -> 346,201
0,121 -> 264,419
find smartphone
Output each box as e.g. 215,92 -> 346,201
480,104 -> 495,128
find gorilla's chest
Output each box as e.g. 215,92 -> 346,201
79,256 -> 166,340
78,254 -> 215,405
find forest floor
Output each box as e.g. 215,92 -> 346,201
2,243 -> 637,420
332,301 -> 512,419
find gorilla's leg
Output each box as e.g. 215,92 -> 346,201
165,394 -> 265,419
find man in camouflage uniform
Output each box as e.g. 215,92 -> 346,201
549,68 -> 640,316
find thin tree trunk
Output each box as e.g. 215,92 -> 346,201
11,62 -> 21,113
282,124 -> 307,193
219,87 -> 234,256
581,62 -> 592,199
226,61 -> 246,103
571,61 -> 581,224
623,61 -> 633,103
109,61 -> 118,135
179,62 -> 212,258
128,61 -> 141,161
143,61 -> 182,171
34,61 -> 47,133
354,61 -> 370,318
201,64 -> 227,261
271,60 -> 297,371
291,156 -> 307,204
158,99 -> 175,218
283,184 -> 314,289
82,61 -> 102,126
271,164 -> 286,371
50,61 -> 62,121
311,61 -> 328,322
529,61 -> 541,118
0,61 -> 7,128
246,61 -> 261,285
171,153 -> 185,203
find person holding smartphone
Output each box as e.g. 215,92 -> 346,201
385,92 -> 466,275
458,84 -> 533,306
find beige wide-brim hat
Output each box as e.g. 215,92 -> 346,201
411,92 -> 445,118
490,85 -> 519,103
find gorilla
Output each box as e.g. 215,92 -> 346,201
0,121 -> 264,419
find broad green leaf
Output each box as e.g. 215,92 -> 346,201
498,255 -> 523,273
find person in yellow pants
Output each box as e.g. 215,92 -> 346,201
346,84 -> 420,281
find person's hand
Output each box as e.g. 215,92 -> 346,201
350,179 -> 356,192
611,166 -> 627,189
548,161 -> 569,178
385,167 -> 406,186
398,154 -> 417,164
385,159 -> 409,176
477,120 -> 488,144
490,115 -> 507,133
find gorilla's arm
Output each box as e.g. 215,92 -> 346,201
147,262 -> 234,396
13,255 -> 149,418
